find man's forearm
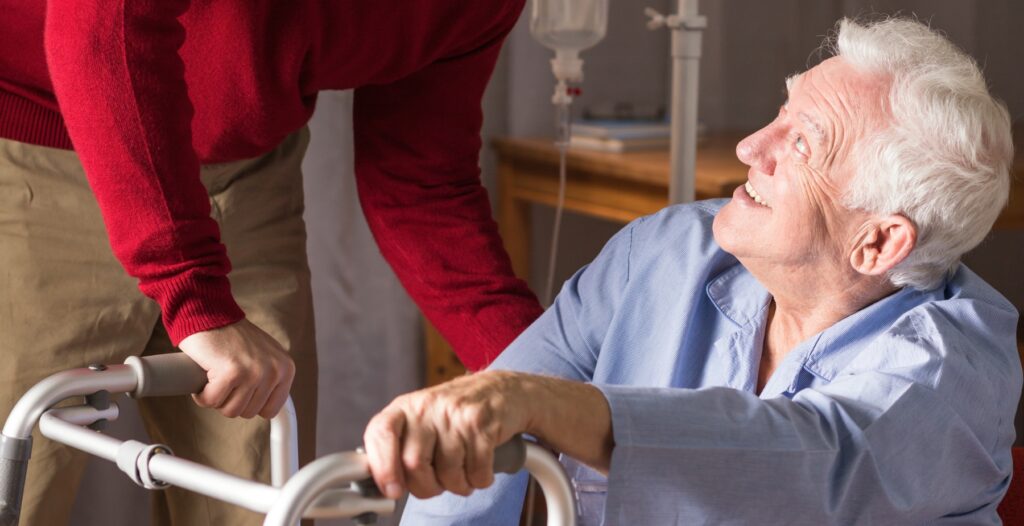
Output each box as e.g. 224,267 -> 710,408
518,374 -> 615,473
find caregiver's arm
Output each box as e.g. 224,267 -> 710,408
363,370 -> 613,500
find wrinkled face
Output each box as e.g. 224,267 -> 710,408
713,57 -> 890,274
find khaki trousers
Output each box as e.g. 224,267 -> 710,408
0,129 -> 318,525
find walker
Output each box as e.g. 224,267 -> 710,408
0,353 -> 576,525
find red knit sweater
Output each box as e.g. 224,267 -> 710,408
0,0 -> 541,370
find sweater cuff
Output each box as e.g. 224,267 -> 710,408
145,272 -> 246,345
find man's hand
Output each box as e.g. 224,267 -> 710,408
362,371 -> 614,501
177,319 -> 295,419
363,371 -> 533,500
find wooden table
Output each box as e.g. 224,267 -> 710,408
425,130 -> 1024,386
494,135 -> 750,280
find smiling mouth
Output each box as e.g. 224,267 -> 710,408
744,181 -> 771,208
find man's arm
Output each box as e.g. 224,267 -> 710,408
368,217 -> 641,524
368,350 -> 1012,523
351,0 -> 541,371
44,0 -> 292,418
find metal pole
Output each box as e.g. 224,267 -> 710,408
667,0 -> 706,204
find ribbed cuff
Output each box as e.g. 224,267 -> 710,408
144,273 -> 246,346
0,89 -> 73,150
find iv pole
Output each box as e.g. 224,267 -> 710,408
646,0 -> 707,204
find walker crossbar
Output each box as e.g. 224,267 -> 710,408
0,353 -> 577,526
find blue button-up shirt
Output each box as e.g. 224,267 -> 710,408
402,200 -> 1021,525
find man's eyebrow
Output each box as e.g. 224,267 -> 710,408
798,112 -> 827,145
783,73 -> 828,145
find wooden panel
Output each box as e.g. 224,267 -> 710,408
493,135 -> 749,192
424,321 -> 466,386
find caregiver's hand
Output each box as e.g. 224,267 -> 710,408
178,319 -> 295,419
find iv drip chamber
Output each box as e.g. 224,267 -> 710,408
530,0 -> 608,83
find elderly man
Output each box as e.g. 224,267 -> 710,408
362,17 -> 1020,524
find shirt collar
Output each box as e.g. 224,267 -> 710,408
706,263 -> 771,328
803,284 -> 941,381
706,261 -> 944,385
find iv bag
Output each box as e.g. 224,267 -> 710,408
530,0 -> 608,53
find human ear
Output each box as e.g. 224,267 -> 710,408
849,215 -> 916,276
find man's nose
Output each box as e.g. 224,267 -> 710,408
736,130 -> 778,176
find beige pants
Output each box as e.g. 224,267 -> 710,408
0,129 -> 318,525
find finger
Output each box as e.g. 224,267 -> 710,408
258,380 -> 291,419
217,384 -> 256,418
434,430 -> 472,496
464,432 -> 495,490
193,376 -> 233,409
401,419 -> 443,499
240,374 -> 272,419
364,410 -> 407,500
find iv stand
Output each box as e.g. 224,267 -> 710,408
646,0 -> 707,204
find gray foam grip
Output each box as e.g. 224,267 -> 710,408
492,435 -> 527,474
126,353 -> 208,398
0,457 -> 27,526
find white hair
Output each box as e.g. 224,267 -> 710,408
828,17 -> 1014,290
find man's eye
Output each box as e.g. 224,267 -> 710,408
794,135 -> 809,156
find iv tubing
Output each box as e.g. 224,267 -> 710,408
544,98 -> 571,306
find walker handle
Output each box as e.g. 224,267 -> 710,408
492,435 -> 527,474
0,458 -> 27,526
124,354 -> 208,398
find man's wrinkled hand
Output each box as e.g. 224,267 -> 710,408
362,371 -> 534,500
178,319 -> 295,419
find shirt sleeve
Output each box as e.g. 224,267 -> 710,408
596,360 -> 1011,523
44,0 -> 244,344
351,1 -> 542,371
489,217 -> 639,378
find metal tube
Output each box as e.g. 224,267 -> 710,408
2,366 -> 137,439
524,444 -> 577,526
38,410 -> 277,511
303,488 -> 396,520
263,451 -> 395,526
39,407 -> 390,519
668,0 -> 704,204
270,398 -> 298,487
39,409 -> 123,460
147,454 -> 281,512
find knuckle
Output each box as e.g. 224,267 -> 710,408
468,468 -> 494,489
367,413 -> 402,440
222,364 -> 243,383
403,453 -> 428,473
